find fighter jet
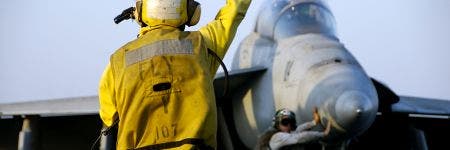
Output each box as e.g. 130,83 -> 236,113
1,0 -> 449,150
212,0 -> 450,149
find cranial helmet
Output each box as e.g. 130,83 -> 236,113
273,108 -> 297,130
135,0 -> 201,27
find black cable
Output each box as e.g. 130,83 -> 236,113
90,133 -> 102,150
207,49 -> 229,98
90,119 -> 119,150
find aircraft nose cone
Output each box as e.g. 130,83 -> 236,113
335,90 -> 376,135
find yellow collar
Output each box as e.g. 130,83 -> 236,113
139,25 -> 180,37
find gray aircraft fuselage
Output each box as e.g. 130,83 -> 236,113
230,0 -> 378,147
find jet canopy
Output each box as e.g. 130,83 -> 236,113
256,0 -> 337,40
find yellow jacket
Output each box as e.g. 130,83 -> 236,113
98,0 -> 251,149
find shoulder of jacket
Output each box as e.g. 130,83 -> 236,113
112,37 -> 144,56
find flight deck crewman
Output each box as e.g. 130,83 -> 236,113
98,0 -> 250,149
255,108 -> 331,150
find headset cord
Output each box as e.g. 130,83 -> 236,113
90,119 -> 119,150
207,49 -> 229,98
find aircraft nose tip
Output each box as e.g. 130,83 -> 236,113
336,90 -> 370,117
335,90 -> 376,135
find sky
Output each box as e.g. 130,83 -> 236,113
1,0 -> 449,103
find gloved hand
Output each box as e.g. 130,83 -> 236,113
313,107 -> 321,125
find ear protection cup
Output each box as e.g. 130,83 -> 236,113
186,0 -> 201,26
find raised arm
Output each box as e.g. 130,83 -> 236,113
199,0 -> 251,59
294,121 -> 317,132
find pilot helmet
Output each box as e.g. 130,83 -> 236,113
134,0 -> 201,27
273,108 -> 297,130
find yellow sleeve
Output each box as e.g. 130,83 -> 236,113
98,63 -> 117,127
199,0 -> 251,59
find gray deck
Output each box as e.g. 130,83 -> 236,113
0,96 -> 99,116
